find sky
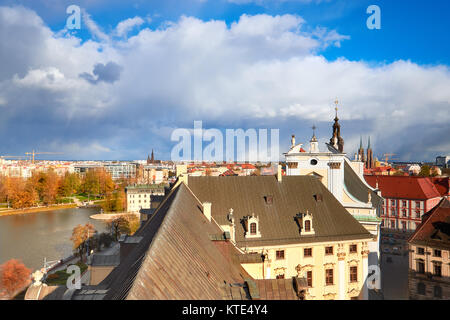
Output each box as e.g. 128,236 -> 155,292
0,0 -> 449,162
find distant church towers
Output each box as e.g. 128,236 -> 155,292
356,137 -> 374,169
330,99 -> 344,153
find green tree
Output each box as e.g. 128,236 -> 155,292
418,165 -> 431,177
70,224 -> 96,260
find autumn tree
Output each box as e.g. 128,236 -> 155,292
0,259 -> 31,298
418,165 -> 431,177
70,223 -> 96,259
108,214 -> 140,240
41,169 -> 61,205
60,172 -> 81,197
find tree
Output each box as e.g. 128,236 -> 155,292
70,224 -> 96,259
108,214 -> 140,240
41,169 -> 61,205
0,259 -> 31,298
418,165 -> 431,177
60,172 -> 81,197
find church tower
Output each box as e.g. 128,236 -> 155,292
309,125 -> 320,153
365,137 -> 374,169
329,99 -> 344,153
358,136 -> 365,162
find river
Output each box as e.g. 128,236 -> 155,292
0,207 -> 107,271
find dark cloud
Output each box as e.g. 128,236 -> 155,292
80,62 -> 122,84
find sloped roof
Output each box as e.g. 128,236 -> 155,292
187,176 -> 372,247
101,183 -> 250,300
408,198 -> 450,250
344,161 -> 382,207
364,175 -> 441,200
430,177 -> 450,197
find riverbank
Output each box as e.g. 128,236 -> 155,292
0,203 -> 78,217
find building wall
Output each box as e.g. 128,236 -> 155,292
241,239 -> 370,300
408,243 -> 450,300
381,197 -> 442,231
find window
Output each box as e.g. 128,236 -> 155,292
402,221 -> 406,230
417,261 -> 425,274
325,246 -> 333,255
434,264 -> 442,277
276,274 -> 285,279
350,266 -> 358,282
276,250 -> 285,260
304,248 -> 312,257
434,249 -> 441,257
415,201 -> 421,208
304,220 -> 311,232
310,159 -> 318,165
417,247 -> 425,255
250,223 -> 257,235
415,210 -> 421,219
325,269 -> 334,285
349,244 -> 357,254
434,286 -> 442,299
402,200 -> 407,207
417,283 -> 426,295
307,271 -> 313,287
391,208 -> 397,216
391,199 -> 397,206
402,209 -> 407,217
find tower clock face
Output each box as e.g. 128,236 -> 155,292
310,159 -> 318,165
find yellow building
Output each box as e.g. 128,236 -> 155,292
184,173 -> 374,300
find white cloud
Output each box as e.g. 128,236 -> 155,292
0,6 -> 449,161
115,16 -> 146,37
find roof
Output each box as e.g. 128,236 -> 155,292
90,254 -> 120,267
408,198 -> 450,250
253,278 -> 303,300
430,177 -> 450,197
364,175 -> 441,200
187,176 -> 372,247
101,183 -> 251,300
344,161 -> 382,207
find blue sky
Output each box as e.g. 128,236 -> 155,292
0,0 -> 449,161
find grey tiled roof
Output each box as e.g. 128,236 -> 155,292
187,175 -> 373,247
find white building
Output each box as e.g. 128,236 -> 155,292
125,184 -> 166,213
284,111 -> 383,271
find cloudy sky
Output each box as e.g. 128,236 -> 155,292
0,0 -> 449,161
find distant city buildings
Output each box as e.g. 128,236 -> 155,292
436,156 -> 450,168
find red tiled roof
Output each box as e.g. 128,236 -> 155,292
408,198 -> 450,249
364,175 -> 441,200
430,177 -> 450,197
241,164 -> 256,170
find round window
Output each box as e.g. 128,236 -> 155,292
310,159 -> 318,165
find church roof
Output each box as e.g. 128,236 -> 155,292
344,161 -> 382,207
187,176 -> 372,248
100,183 -> 251,300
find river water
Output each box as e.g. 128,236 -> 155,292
0,207 -> 107,271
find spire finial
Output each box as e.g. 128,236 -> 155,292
334,98 -> 339,118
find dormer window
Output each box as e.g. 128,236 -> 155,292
296,210 -> 315,236
245,214 -> 261,239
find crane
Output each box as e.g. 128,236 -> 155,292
382,153 -> 397,165
25,150 -> 64,164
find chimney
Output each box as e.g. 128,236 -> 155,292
203,202 -> 212,222
277,164 -> 282,182
291,135 -> 296,147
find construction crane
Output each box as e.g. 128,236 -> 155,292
25,150 -> 64,164
382,153 -> 397,165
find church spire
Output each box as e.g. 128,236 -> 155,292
329,99 -> 344,153
309,125 -> 319,153
368,136 -> 371,149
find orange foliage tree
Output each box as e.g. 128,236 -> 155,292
0,259 -> 31,297
71,223 -> 96,259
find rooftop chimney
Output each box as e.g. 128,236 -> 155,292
291,135 -> 296,147
203,202 -> 212,222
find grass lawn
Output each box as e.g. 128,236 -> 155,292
45,261 -> 88,286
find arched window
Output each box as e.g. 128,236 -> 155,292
417,282 -> 426,295
250,223 -> 257,235
305,220 -> 311,232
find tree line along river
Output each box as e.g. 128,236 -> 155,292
0,207 -> 106,271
